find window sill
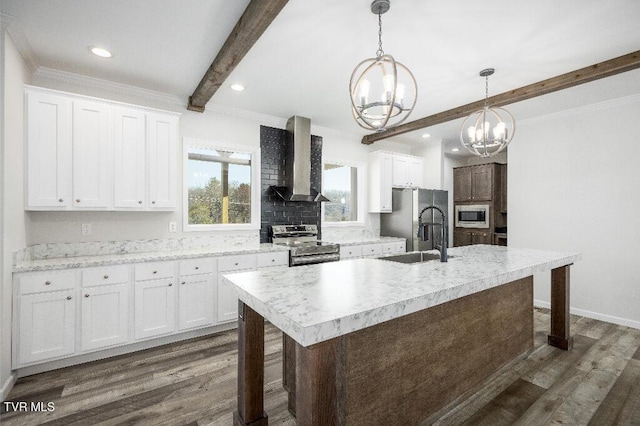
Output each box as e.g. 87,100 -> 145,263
322,221 -> 366,228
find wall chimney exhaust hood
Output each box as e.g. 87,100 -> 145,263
270,116 -> 330,202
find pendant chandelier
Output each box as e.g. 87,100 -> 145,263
459,68 -> 515,157
349,0 -> 417,132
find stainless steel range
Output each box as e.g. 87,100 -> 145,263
271,224 -> 340,266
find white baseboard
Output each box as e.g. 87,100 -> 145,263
534,299 -> 640,330
1,372 -> 17,402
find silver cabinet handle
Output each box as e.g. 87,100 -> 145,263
271,259 -> 275,262
138,200 -> 143,204
151,201 -> 156,204
153,270 -> 157,274
85,294 -> 90,298
45,281 -> 51,285
195,266 -> 199,270
234,262 -> 239,266
66,296 -> 72,300
181,281 -> 186,285
103,275 -> 109,279
58,198 -> 64,202
76,199 -> 81,203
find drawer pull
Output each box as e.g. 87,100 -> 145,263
138,200 -> 142,204
45,281 -> 51,285
76,199 -> 81,203
85,294 -> 90,298
271,259 -> 275,262
168,283 -> 173,287
234,262 -> 239,266
195,266 -> 199,270
58,198 -> 64,202
103,275 -> 109,279
66,296 -> 72,300
153,270 -> 158,274
182,281 -> 186,285
151,201 -> 156,204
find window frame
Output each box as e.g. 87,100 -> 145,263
321,158 -> 366,227
182,137 -> 261,232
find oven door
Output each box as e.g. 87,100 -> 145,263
455,205 -> 490,228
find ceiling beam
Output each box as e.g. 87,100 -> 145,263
187,0 -> 289,112
361,50 -> 640,144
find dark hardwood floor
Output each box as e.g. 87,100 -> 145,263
2,308 -> 639,425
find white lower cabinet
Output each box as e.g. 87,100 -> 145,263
340,245 -> 363,260
17,290 -> 76,366
178,258 -> 217,331
217,254 -> 257,324
81,283 -> 130,351
134,277 -> 176,340
361,243 -> 384,258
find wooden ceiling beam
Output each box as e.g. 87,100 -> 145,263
361,50 -> 640,144
188,0 -> 289,112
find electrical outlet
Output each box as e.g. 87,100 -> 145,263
169,221 -> 177,233
81,223 -> 92,236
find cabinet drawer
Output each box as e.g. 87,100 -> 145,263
340,245 -> 363,259
361,244 -> 383,257
82,265 -> 129,286
179,258 -> 216,276
134,262 -> 174,281
257,251 -> 289,268
218,254 -> 257,272
19,271 -> 76,295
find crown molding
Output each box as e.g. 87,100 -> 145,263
2,13 -> 39,73
204,103 -> 287,129
33,67 -> 184,106
518,93 -> 640,127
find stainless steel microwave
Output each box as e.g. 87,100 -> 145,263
455,204 -> 490,228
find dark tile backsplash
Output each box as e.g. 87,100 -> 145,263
260,125 -> 323,243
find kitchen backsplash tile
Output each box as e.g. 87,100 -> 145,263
260,125 -> 323,243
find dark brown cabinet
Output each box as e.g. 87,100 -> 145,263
454,229 -> 493,247
453,162 -> 506,247
453,164 -> 493,202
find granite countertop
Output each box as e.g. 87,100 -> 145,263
13,243 -> 289,273
222,245 -> 581,347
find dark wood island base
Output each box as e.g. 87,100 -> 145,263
234,266 -> 573,425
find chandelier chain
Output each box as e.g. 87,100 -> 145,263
484,75 -> 489,108
376,11 -> 384,58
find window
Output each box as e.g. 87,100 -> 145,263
322,160 -> 364,225
184,139 -> 260,231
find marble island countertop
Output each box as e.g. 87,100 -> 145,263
223,245 -> 581,347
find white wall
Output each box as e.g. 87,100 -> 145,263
2,29 -> 31,400
509,95 -> 640,328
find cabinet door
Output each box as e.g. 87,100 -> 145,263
392,156 -> 410,187
453,168 -> 472,202
472,165 -> 493,201
409,158 -> 424,188
368,152 -> 393,213
18,290 -> 75,365
26,91 -> 72,209
179,275 -> 215,330
148,113 -> 178,210
113,107 -> 146,209
453,230 -> 472,247
72,100 -> 111,208
134,278 -> 175,339
81,284 -> 129,351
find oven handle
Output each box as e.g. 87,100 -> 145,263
290,253 -> 341,266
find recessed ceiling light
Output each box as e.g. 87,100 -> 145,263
230,83 -> 245,92
89,46 -> 113,58
421,133 -> 431,138
451,148 -> 460,152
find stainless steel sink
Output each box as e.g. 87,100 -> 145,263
379,251 -> 454,264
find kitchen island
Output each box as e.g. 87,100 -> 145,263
223,245 -> 581,425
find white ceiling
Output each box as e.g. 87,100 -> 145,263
3,0 -> 640,153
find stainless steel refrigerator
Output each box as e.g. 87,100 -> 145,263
380,188 -> 449,252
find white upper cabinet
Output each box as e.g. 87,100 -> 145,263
148,113 -> 178,210
113,107 -> 146,209
72,100 -> 111,209
24,86 -> 180,211
368,151 -> 393,213
26,90 -> 72,209
392,154 -> 424,188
